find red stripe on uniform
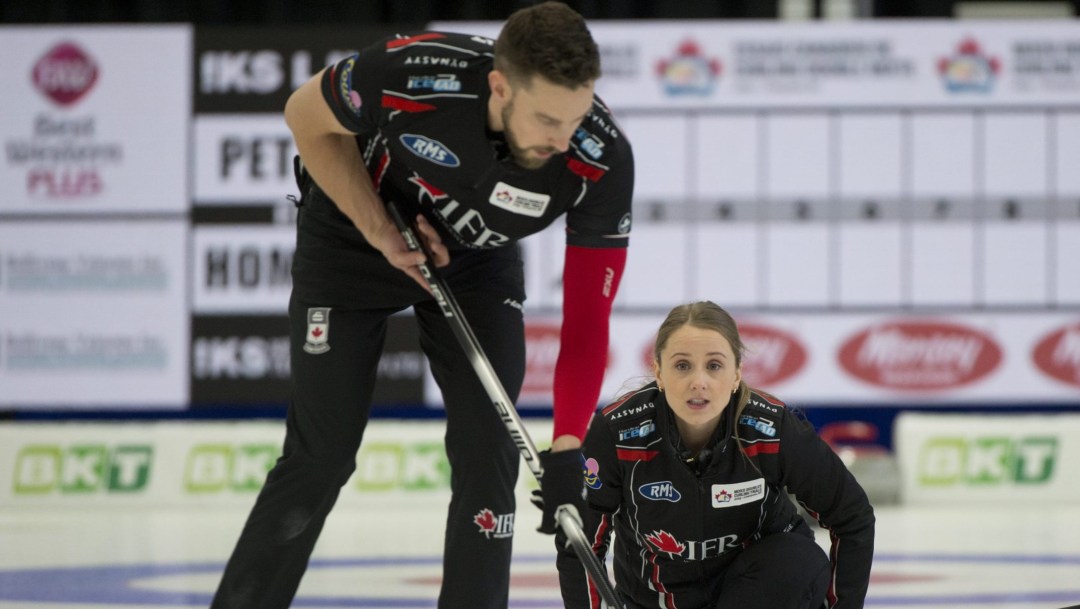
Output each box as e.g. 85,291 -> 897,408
601,393 -> 635,416
616,449 -> 658,462
566,157 -> 606,182
373,152 -> 390,189
382,95 -> 436,113
386,33 -> 446,49
743,442 -> 780,457
757,390 -> 786,408
588,577 -> 600,609
647,553 -> 677,609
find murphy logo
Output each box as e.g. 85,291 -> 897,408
400,134 -> 460,167
14,444 -> 153,494
639,481 -> 682,503
919,437 -> 1057,486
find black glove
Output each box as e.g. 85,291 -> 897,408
530,448 -> 586,535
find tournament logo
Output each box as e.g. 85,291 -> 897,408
303,307 -> 330,354
33,42 -> 99,107
400,134 -> 460,167
473,508 -> 514,539
488,182 -> 550,217
711,478 -> 765,508
938,38 -> 1000,93
656,39 -> 722,96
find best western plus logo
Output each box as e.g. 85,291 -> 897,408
14,445 -> 153,494
33,42 -> 99,106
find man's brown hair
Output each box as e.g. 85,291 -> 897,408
494,1 -> 600,89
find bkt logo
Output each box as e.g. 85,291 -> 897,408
619,420 -> 656,440
639,481 -> 682,503
400,134 -> 460,167
14,445 -> 153,494
919,436 -> 1057,485
355,442 -> 451,491
185,444 -> 279,493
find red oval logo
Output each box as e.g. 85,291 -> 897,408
33,42 -> 99,107
838,320 -> 1002,391
1032,322 -> 1080,388
520,322 -> 611,402
739,323 -> 808,387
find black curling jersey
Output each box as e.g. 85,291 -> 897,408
320,32 -> 633,252
557,384 -> 875,609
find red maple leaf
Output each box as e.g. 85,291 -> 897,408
645,530 -> 685,556
311,327 -> 323,338
474,509 -> 496,532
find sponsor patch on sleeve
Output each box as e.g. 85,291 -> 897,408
583,457 -> 602,490
337,57 -> 362,115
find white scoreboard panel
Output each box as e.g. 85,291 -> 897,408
614,109 -> 1080,311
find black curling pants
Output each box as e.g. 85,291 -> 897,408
210,189 -> 526,609
715,532 -> 832,609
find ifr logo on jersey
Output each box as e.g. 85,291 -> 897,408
473,508 -> 514,539
303,307 -> 331,354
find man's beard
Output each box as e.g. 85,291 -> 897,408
502,102 -> 558,170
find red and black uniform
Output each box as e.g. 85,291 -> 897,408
557,384 -> 875,609
212,32 -> 633,609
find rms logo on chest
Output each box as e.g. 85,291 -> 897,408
400,134 -> 460,167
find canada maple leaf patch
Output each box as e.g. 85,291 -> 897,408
474,508 -> 497,533
471,508 -> 513,539
644,530 -> 685,556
